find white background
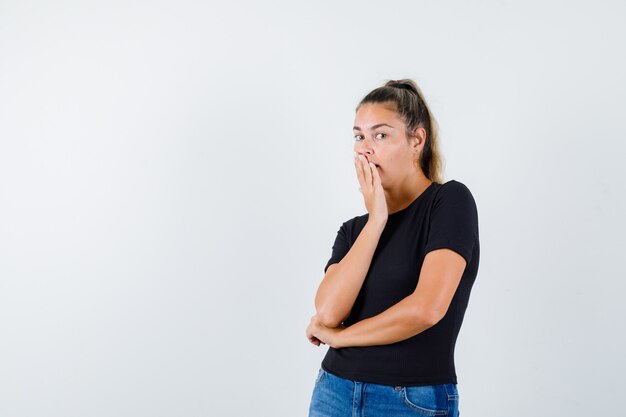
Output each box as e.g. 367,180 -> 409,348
1,1 -> 625,416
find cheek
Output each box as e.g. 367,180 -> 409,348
385,156 -> 398,167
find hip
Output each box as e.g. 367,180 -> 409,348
308,367 -> 460,417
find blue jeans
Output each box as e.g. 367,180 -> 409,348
308,367 -> 460,417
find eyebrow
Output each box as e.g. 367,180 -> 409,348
353,123 -> 395,131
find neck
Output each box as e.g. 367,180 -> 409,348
384,173 -> 433,215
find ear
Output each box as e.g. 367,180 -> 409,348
411,126 -> 428,150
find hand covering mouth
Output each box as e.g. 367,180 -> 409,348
363,156 -> 380,168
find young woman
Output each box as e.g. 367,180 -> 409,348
305,79 -> 479,417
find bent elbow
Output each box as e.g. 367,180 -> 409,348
417,307 -> 444,328
316,304 -> 349,328
317,311 -> 344,329
320,317 -> 343,329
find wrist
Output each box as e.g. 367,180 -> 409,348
333,330 -> 344,349
367,217 -> 387,231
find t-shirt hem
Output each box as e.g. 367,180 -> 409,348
424,239 -> 473,265
321,361 -> 457,387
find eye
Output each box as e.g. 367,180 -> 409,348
353,133 -> 387,141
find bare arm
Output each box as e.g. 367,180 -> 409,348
335,248 -> 467,347
314,218 -> 386,328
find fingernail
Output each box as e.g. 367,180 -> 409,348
358,154 -> 363,160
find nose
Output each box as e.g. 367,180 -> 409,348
355,137 -> 374,157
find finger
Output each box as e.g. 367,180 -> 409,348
361,156 -> 373,188
369,162 -> 380,187
354,154 -> 364,191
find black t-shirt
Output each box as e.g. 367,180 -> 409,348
321,179 -> 480,386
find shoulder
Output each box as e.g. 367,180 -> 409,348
436,179 -> 474,198
432,179 -> 478,209
348,213 -> 369,230
438,179 -> 472,194
336,213 -> 368,242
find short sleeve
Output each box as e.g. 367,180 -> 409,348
424,181 -> 479,265
324,221 -> 351,274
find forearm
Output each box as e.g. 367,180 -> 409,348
315,219 -> 386,326
337,294 -> 436,348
